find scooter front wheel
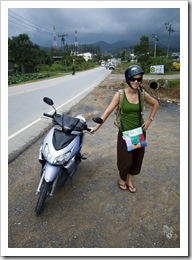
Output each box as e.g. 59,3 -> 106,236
35,180 -> 51,215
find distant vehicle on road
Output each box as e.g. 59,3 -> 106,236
105,62 -> 115,70
101,61 -> 106,67
108,63 -> 115,70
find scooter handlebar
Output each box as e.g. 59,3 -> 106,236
43,113 -> 53,118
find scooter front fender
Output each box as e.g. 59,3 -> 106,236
43,162 -> 62,182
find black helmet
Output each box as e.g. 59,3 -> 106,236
125,65 -> 144,83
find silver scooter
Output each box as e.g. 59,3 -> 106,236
35,97 -> 102,215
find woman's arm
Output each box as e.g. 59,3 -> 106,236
90,91 -> 120,133
142,91 -> 159,131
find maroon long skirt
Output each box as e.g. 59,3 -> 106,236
117,130 -> 145,181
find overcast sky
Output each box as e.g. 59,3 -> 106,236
8,4 -> 181,50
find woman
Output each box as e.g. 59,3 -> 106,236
90,65 -> 159,193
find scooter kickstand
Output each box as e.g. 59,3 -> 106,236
69,176 -> 73,187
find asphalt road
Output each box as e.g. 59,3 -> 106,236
5,74 -> 184,256
8,67 -> 111,162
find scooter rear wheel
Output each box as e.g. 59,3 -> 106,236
35,180 -> 51,215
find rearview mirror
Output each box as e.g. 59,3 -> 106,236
43,97 -> 54,106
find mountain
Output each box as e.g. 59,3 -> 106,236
94,40 -> 134,54
93,39 -> 179,55
40,38 -> 179,55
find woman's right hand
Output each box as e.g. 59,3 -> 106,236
89,125 -> 100,133
89,127 -> 96,133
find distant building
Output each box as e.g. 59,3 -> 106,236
111,58 -> 121,64
77,52 -> 93,61
171,53 -> 180,61
130,53 -> 137,63
101,61 -> 106,66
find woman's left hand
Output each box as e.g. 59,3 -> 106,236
142,119 -> 152,131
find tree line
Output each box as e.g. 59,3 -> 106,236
9,33 -> 178,75
117,35 -> 176,73
8,34 -> 104,74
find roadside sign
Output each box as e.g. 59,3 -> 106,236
150,65 -> 164,74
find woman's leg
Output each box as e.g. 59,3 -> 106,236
117,131 -> 133,181
127,174 -> 137,193
118,178 -> 127,190
117,131 -> 145,192
126,147 -> 145,193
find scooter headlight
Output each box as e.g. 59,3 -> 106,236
53,152 -> 71,165
43,144 -> 52,162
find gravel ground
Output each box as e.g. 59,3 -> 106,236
7,74 -> 181,256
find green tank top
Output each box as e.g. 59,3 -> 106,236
121,90 -> 144,131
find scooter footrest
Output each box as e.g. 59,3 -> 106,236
81,154 -> 87,160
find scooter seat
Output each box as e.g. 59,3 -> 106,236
53,129 -> 77,151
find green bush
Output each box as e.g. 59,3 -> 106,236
168,79 -> 180,88
49,63 -> 65,72
8,73 -> 56,85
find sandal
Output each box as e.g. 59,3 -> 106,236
118,181 -> 127,191
127,185 -> 137,193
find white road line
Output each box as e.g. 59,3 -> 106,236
8,118 -> 42,140
8,83 -> 56,97
8,76 -> 105,141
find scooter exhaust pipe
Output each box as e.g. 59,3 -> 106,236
149,81 -> 159,90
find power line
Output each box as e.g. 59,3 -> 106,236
8,10 -> 70,47
165,23 -> 175,58
152,13 -> 180,36
9,15 -> 51,35
149,13 -> 180,57
152,34 -> 159,57
8,10 -> 53,34
8,10 -> 64,38
65,34 -> 75,45
8,19 -> 52,36
167,14 -> 180,24
57,34 -> 68,51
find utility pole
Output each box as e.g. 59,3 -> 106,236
152,34 -> 159,57
57,33 -> 68,51
53,25 -> 57,49
165,23 -> 174,59
75,30 -> 78,55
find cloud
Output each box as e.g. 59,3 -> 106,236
8,6 -> 180,49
